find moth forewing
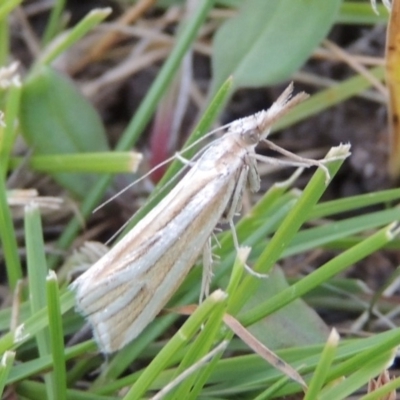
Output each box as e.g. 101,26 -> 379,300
70,84 -> 327,354
71,134 -> 248,353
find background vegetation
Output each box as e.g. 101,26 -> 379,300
0,0 -> 399,399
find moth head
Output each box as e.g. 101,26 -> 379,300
241,127 -> 260,146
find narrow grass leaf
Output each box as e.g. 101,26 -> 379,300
229,144 -> 350,315
0,290 -> 75,354
0,351 -> 15,395
46,271 -> 67,400
7,341 -> 95,385
361,375 -> 400,400
320,351 -> 396,400
0,81 -> 21,175
25,203 -> 53,398
202,329 -> 400,398
253,374 -> 292,400
304,329 -> 340,400
285,207 -> 400,257
0,0 -> 22,19
90,315 -> 180,388
42,0 -> 67,44
168,277 -> 238,399
0,18 -> 8,65
226,247 -> 251,297
310,188 -> 400,219
251,144 -> 350,272
0,77 -> 22,289
186,343 -> 227,400
338,2 -> 389,24
122,290 -> 228,400
37,8 -> 111,68
0,153 -> 22,290
152,341 -> 229,400
327,329 -> 400,384
168,303 -> 227,399
241,222 -> 400,327
9,152 -> 142,174
16,380 -> 118,400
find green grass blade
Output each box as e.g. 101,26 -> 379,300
228,144 -> 350,315
9,152 -> 142,174
0,351 -> 15,395
47,271 -> 67,400
253,374 -> 292,400
360,376 -> 400,400
0,290 -> 76,354
0,169 -> 22,289
0,78 -> 22,289
16,379 -> 118,400
338,2 -> 389,24
7,342 -> 95,385
321,351 -> 396,400
123,290 -> 228,400
327,329 -> 400,383
286,207 -> 400,257
0,0 -> 22,19
42,0 -> 67,44
241,222 -> 400,327
225,248 -> 251,298
37,8 -> 111,68
25,203 -> 53,398
0,81 -> 21,175
0,17 -> 8,65
184,342 -> 228,400
304,329 -> 339,399
168,302 -> 228,399
310,188 -> 400,219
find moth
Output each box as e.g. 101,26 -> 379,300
70,84 -> 336,353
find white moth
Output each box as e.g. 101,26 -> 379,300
70,84 -> 338,353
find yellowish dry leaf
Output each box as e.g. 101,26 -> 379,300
386,0 -> 400,177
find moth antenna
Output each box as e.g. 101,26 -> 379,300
94,123 -> 237,214
93,155 -> 176,213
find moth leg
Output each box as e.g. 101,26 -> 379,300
254,154 -> 323,168
226,166 -> 267,279
246,154 -> 261,193
200,237 -> 213,302
261,139 -> 346,184
175,152 -> 195,167
67,323 -> 93,348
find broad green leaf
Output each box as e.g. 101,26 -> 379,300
211,0 -> 342,92
246,266 -> 329,349
157,0 -> 240,7
20,66 -> 109,198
